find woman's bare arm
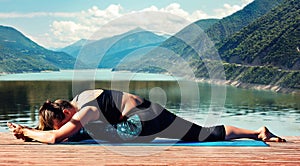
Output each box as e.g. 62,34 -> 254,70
8,106 -> 100,144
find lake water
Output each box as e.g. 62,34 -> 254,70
0,70 -> 299,136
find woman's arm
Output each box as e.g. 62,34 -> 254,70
8,106 -> 100,144
23,118 -> 83,143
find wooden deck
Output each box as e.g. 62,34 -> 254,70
0,132 -> 299,165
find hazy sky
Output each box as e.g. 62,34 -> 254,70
0,0 -> 253,48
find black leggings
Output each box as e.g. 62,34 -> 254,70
71,98 -> 226,143
130,99 -> 226,142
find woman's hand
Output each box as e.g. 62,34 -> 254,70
7,122 -> 32,141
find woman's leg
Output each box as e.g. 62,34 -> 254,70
224,126 -> 286,142
134,100 -> 286,142
156,109 -> 226,142
136,101 -> 226,142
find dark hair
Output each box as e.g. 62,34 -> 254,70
37,100 -> 73,130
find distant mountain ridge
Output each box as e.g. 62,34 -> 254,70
0,25 -> 78,73
58,39 -> 93,58
61,28 -> 167,69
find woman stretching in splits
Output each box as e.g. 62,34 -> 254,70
8,89 -> 285,143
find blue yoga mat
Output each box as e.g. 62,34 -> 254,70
61,138 -> 268,147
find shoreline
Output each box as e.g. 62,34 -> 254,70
226,80 -> 300,94
195,78 -> 300,95
1,69 -> 299,95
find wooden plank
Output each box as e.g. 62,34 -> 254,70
0,132 -> 299,165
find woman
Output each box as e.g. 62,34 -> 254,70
7,89 -> 285,144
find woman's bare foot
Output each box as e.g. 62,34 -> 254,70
257,126 -> 286,142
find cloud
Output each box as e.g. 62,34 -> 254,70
47,1 -> 254,48
51,0 -> 253,47
0,1 -> 254,48
213,0 -> 254,18
162,3 -> 190,18
0,12 -> 77,18
48,3 -> 199,48
242,0 -> 254,5
141,3 -> 209,22
41,4 -> 124,48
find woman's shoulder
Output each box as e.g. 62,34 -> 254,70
81,89 -> 104,97
72,89 -> 104,107
77,89 -> 104,99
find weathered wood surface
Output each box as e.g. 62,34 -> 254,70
0,132 -> 299,165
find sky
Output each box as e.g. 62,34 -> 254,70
0,0 -> 254,49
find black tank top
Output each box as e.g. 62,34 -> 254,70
76,89 -> 123,124
71,89 -> 148,142
95,89 -> 123,124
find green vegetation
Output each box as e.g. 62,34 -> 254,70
219,0 -> 300,70
194,19 -> 219,31
221,63 -> 299,89
1,0 -> 299,92
206,0 -> 284,43
116,0 -> 299,91
0,25 -> 77,73
183,0 -> 299,90
279,72 -> 300,88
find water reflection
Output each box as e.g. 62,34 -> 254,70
0,81 -> 299,135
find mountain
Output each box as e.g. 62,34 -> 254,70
113,0 -> 299,90
219,0 -> 300,70
201,0 -> 299,90
205,0 -> 285,44
217,0 -> 300,89
194,19 -> 219,31
157,0 -> 285,63
61,28 -> 167,69
0,25 -> 78,73
58,39 -> 93,58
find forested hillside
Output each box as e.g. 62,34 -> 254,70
219,0 -> 299,70
114,0 -> 300,91
157,0 -> 285,63
0,25 -> 77,73
195,0 -> 299,90
205,0 -> 285,44
194,19 -> 219,31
